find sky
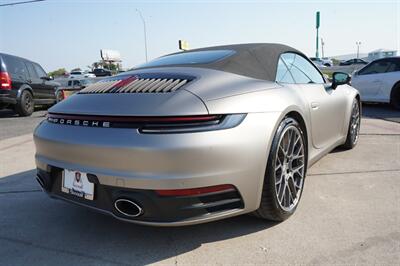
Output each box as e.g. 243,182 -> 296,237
0,0 -> 399,72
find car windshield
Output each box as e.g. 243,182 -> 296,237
137,50 -> 235,68
70,72 -> 81,75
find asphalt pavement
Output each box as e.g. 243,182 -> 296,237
0,104 -> 399,265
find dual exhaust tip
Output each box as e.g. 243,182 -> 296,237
114,198 -> 144,218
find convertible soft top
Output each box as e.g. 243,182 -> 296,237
136,43 -> 302,81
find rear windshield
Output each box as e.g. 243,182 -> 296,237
138,50 -> 235,68
2,55 -> 28,78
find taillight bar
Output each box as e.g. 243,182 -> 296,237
0,71 -> 12,90
46,113 -> 246,133
155,184 -> 236,197
47,113 -> 222,123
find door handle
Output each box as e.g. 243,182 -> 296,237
311,102 -> 320,110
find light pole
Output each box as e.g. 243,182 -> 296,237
136,9 -> 148,63
356,41 -> 361,59
315,11 -> 320,58
321,38 -> 325,58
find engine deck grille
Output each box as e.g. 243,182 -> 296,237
79,75 -> 192,94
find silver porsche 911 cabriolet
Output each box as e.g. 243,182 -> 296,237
34,43 -> 360,226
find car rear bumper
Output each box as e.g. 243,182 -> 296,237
0,92 -> 16,105
33,112 -> 280,225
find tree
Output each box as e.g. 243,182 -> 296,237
71,67 -> 82,72
48,68 -> 67,78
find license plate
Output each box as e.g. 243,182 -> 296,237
62,170 -> 94,200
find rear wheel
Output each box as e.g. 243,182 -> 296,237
342,99 -> 360,149
390,84 -> 400,110
255,117 -> 306,221
15,90 -> 34,116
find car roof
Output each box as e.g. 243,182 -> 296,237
135,43 -> 304,81
0,52 -> 37,64
372,56 -> 400,62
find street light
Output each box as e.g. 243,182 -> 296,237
356,41 -> 362,59
136,8 -> 148,63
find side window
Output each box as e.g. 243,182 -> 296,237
358,60 -> 391,75
3,55 -> 28,79
33,63 -> 47,78
385,60 -> 400,73
275,58 -> 295,83
25,62 -> 38,79
281,53 -> 325,84
67,81 -> 72,86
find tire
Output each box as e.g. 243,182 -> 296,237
254,117 -> 307,222
342,98 -> 361,149
390,83 -> 400,110
15,90 -> 34,117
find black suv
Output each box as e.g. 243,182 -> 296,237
0,53 -> 60,116
92,68 -> 112,77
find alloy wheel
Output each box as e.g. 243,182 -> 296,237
350,101 -> 360,145
275,125 -> 305,211
24,93 -> 33,111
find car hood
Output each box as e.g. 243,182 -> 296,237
49,67 -> 278,116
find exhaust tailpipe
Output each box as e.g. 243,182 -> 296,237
114,199 -> 143,218
36,175 -> 46,190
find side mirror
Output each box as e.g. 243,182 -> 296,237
331,72 -> 351,89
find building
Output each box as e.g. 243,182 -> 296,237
367,49 -> 397,61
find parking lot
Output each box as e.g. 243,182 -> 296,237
0,104 -> 399,265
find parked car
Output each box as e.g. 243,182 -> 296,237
69,71 -> 95,79
310,57 -> 332,67
351,57 -> 400,109
55,78 -> 96,102
0,53 -> 60,116
34,43 -> 360,226
339,58 -> 368,66
92,68 -> 112,77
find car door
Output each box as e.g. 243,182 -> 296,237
279,53 -> 348,149
32,62 -> 54,100
352,59 -> 391,101
24,61 -> 44,99
375,59 -> 400,102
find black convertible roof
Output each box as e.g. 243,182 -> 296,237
136,43 -> 303,81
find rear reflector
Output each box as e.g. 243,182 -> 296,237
155,184 -> 236,197
0,72 -> 11,90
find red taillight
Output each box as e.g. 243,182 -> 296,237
0,71 -> 11,90
155,184 -> 235,197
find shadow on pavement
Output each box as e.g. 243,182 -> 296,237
0,106 -> 48,119
0,169 -> 275,265
361,103 -> 399,123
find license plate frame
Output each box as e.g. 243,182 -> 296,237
61,169 -> 94,200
